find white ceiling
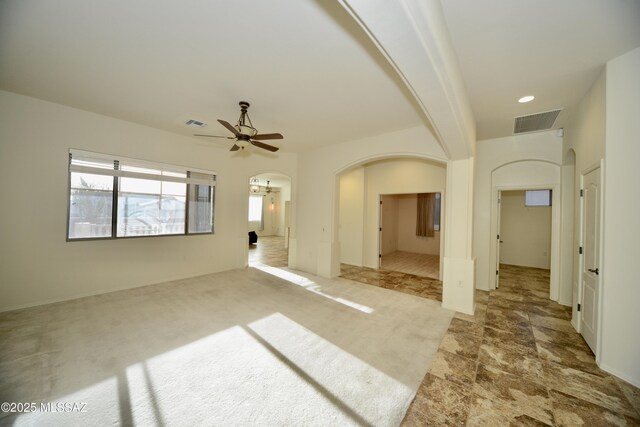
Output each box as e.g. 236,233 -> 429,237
441,0 -> 640,140
0,0 -> 424,153
1,1 -> 639,149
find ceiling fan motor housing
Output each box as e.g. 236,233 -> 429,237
236,101 -> 258,136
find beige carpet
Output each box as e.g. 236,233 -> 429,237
0,265 -> 453,426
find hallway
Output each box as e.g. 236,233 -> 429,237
400,264 -> 640,425
337,262 -> 640,424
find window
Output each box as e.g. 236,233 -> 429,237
525,190 -> 552,207
416,192 -> 441,237
68,150 -> 215,240
248,195 -> 263,222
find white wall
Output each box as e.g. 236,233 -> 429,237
473,131 -> 563,292
0,91 -> 297,311
600,47 -> 640,386
563,70 -> 606,328
499,190 -> 551,269
380,195 -> 399,255
339,167 -> 365,265
296,125 -> 447,277
396,195 -> 440,255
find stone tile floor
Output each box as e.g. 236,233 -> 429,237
341,263 -> 640,426
340,264 -> 443,302
248,235 -> 288,267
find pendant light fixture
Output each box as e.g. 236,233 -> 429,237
250,178 -> 261,193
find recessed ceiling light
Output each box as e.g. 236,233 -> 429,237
518,95 -> 535,103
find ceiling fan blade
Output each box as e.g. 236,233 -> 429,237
230,144 -> 241,151
252,133 -> 284,140
218,119 -> 240,136
194,134 -> 234,139
250,140 -> 279,152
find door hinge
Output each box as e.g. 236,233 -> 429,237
577,303 -> 581,312
379,227 -> 382,231
580,189 -> 584,197
579,246 -> 583,255
496,270 -> 499,275
497,234 -> 500,240
380,200 -> 383,205
379,254 -> 382,258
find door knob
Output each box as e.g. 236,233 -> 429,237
588,268 -> 599,275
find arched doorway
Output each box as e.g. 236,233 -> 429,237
247,172 -> 292,268
335,156 -> 447,300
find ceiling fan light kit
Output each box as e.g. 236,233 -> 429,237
195,101 -> 283,152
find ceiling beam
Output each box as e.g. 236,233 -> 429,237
338,0 -> 476,160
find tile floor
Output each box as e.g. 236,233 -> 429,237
381,251 -> 440,279
341,263 -> 640,426
248,235 -> 288,267
341,264 -> 443,302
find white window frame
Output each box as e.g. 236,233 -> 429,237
67,149 -> 216,240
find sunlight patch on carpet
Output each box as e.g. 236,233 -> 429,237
253,263 -> 375,314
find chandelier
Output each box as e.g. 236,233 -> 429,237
249,178 -> 261,193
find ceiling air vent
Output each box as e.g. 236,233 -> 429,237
185,119 -> 207,128
513,109 -> 562,134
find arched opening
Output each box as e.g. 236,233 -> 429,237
246,172 -> 292,268
489,160 -> 562,301
335,156 -> 447,300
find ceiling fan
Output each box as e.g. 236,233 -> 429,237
195,101 -> 283,152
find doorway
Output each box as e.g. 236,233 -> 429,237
496,189 -> 553,284
379,193 -> 441,279
247,173 -> 291,267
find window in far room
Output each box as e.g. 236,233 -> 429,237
248,195 -> 263,222
525,189 -> 552,207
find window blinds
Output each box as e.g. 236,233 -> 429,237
69,149 -> 216,186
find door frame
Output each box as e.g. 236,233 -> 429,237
496,190 -> 502,288
378,194 -> 383,268
577,160 -> 605,362
490,183 -> 560,298
376,191 -> 446,281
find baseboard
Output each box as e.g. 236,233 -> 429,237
0,268 -> 238,313
597,362 -> 640,388
0,282 -> 156,313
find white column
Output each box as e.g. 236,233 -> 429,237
442,158 -> 475,314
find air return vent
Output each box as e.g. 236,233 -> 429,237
513,109 -> 562,134
185,119 -> 207,128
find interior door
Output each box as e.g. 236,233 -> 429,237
495,191 -> 502,289
378,196 -> 383,268
581,167 -> 601,352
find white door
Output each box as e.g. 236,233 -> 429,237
378,196 -> 383,268
581,168 -> 601,352
496,192 -> 502,288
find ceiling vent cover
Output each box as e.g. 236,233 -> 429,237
185,119 -> 207,128
513,109 -> 562,134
